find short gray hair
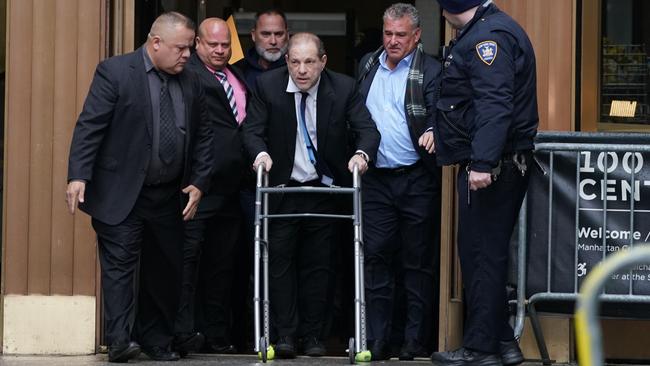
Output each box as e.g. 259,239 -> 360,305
383,3 -> 420,29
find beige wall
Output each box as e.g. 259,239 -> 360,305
2,1 -> 107,352
3,0 -> 104,297
0,0 -> 6,74
496,0 -> 576,132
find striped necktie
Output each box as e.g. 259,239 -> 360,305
214,70 -> 239,121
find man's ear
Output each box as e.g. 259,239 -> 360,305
414,27 -> 422,43
152,36 -> 162,51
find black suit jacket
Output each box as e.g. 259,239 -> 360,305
186,53 -> 250,195
67,47 -> 213,225
358,51 -> 441,174
242,67 -> 380,187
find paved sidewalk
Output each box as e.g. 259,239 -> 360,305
0,355 -> 572,366
0,354 -> 438,365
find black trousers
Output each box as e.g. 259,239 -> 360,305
175,193 -> 241,344
269,186 -> 338,338
456,159 -> 530,353
363,164 -> 440,344
230,187 -> 256,350
93,183 -> 183,348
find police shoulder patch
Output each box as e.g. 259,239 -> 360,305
475,40 -> 498,66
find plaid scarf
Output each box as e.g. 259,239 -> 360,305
358,43 -> 427,131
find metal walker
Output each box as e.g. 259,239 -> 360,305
252,163 -> 371,363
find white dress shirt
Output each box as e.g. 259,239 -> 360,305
287,76 -> 321,183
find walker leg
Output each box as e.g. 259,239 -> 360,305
259,337 -> 267,363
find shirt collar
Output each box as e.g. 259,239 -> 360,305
378,48 -> 415,71
142,47 -> 173,79
203,62 -> 224,75
286,75 -> 321,99
142,47 -> 155,73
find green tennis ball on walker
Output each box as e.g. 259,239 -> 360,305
257,345 -> 276,360
355,350 -> 372,362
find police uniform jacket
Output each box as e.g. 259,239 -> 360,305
434,1 -> 538,173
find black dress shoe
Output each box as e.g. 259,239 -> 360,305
141,346 -> 180,361
202,342 -> 238,354
300,336 -> 326,357
500,340 -> 524,366
431,347 -> 502,366
275,336 -> 296,359
173,332 -> 205,356
108,341 -> 141,363
399,339 -> 427,361
370,339 -> 391,361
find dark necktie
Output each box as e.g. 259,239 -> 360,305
214,70 -> 239,121
158,71 -> 176,165
297,91 -> 334,185
298,92 -> 317,164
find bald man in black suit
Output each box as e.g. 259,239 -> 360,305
66,12 -> 212,362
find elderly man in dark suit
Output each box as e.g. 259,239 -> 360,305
242,32 -> 380,359
357,3 -> 442,361
173,17 -> 250,356
66,12 -> 212,363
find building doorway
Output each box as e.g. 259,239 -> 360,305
128,0 -> 444,356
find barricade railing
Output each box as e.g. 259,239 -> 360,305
512,132 -> 650,365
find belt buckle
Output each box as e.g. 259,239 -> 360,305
394,166 -> 408,175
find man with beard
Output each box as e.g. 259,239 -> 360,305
235,9 -> 289,89
231,8 -> 289,352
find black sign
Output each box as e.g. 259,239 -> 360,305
526,133 -> 650,306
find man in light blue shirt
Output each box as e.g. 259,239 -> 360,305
357,2 -> 442,361
366,51 -> 421,168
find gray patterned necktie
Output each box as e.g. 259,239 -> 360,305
214,70 -> 239,120
157,71 -> 176,165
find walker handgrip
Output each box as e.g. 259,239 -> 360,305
256,163 -> 266,185
352,163 -> 360,189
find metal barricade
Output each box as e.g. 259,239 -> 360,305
512,132 -> 650,365
252,163 -> 371,364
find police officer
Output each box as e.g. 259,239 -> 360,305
430,1 -> 538,365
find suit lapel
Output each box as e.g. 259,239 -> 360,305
316,72 -> 333,154
190,55 -> 238,127
178,71 -> 192,160
284,86 -> 298,161
359,64 -> 379,100
131,49 -> 153,139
